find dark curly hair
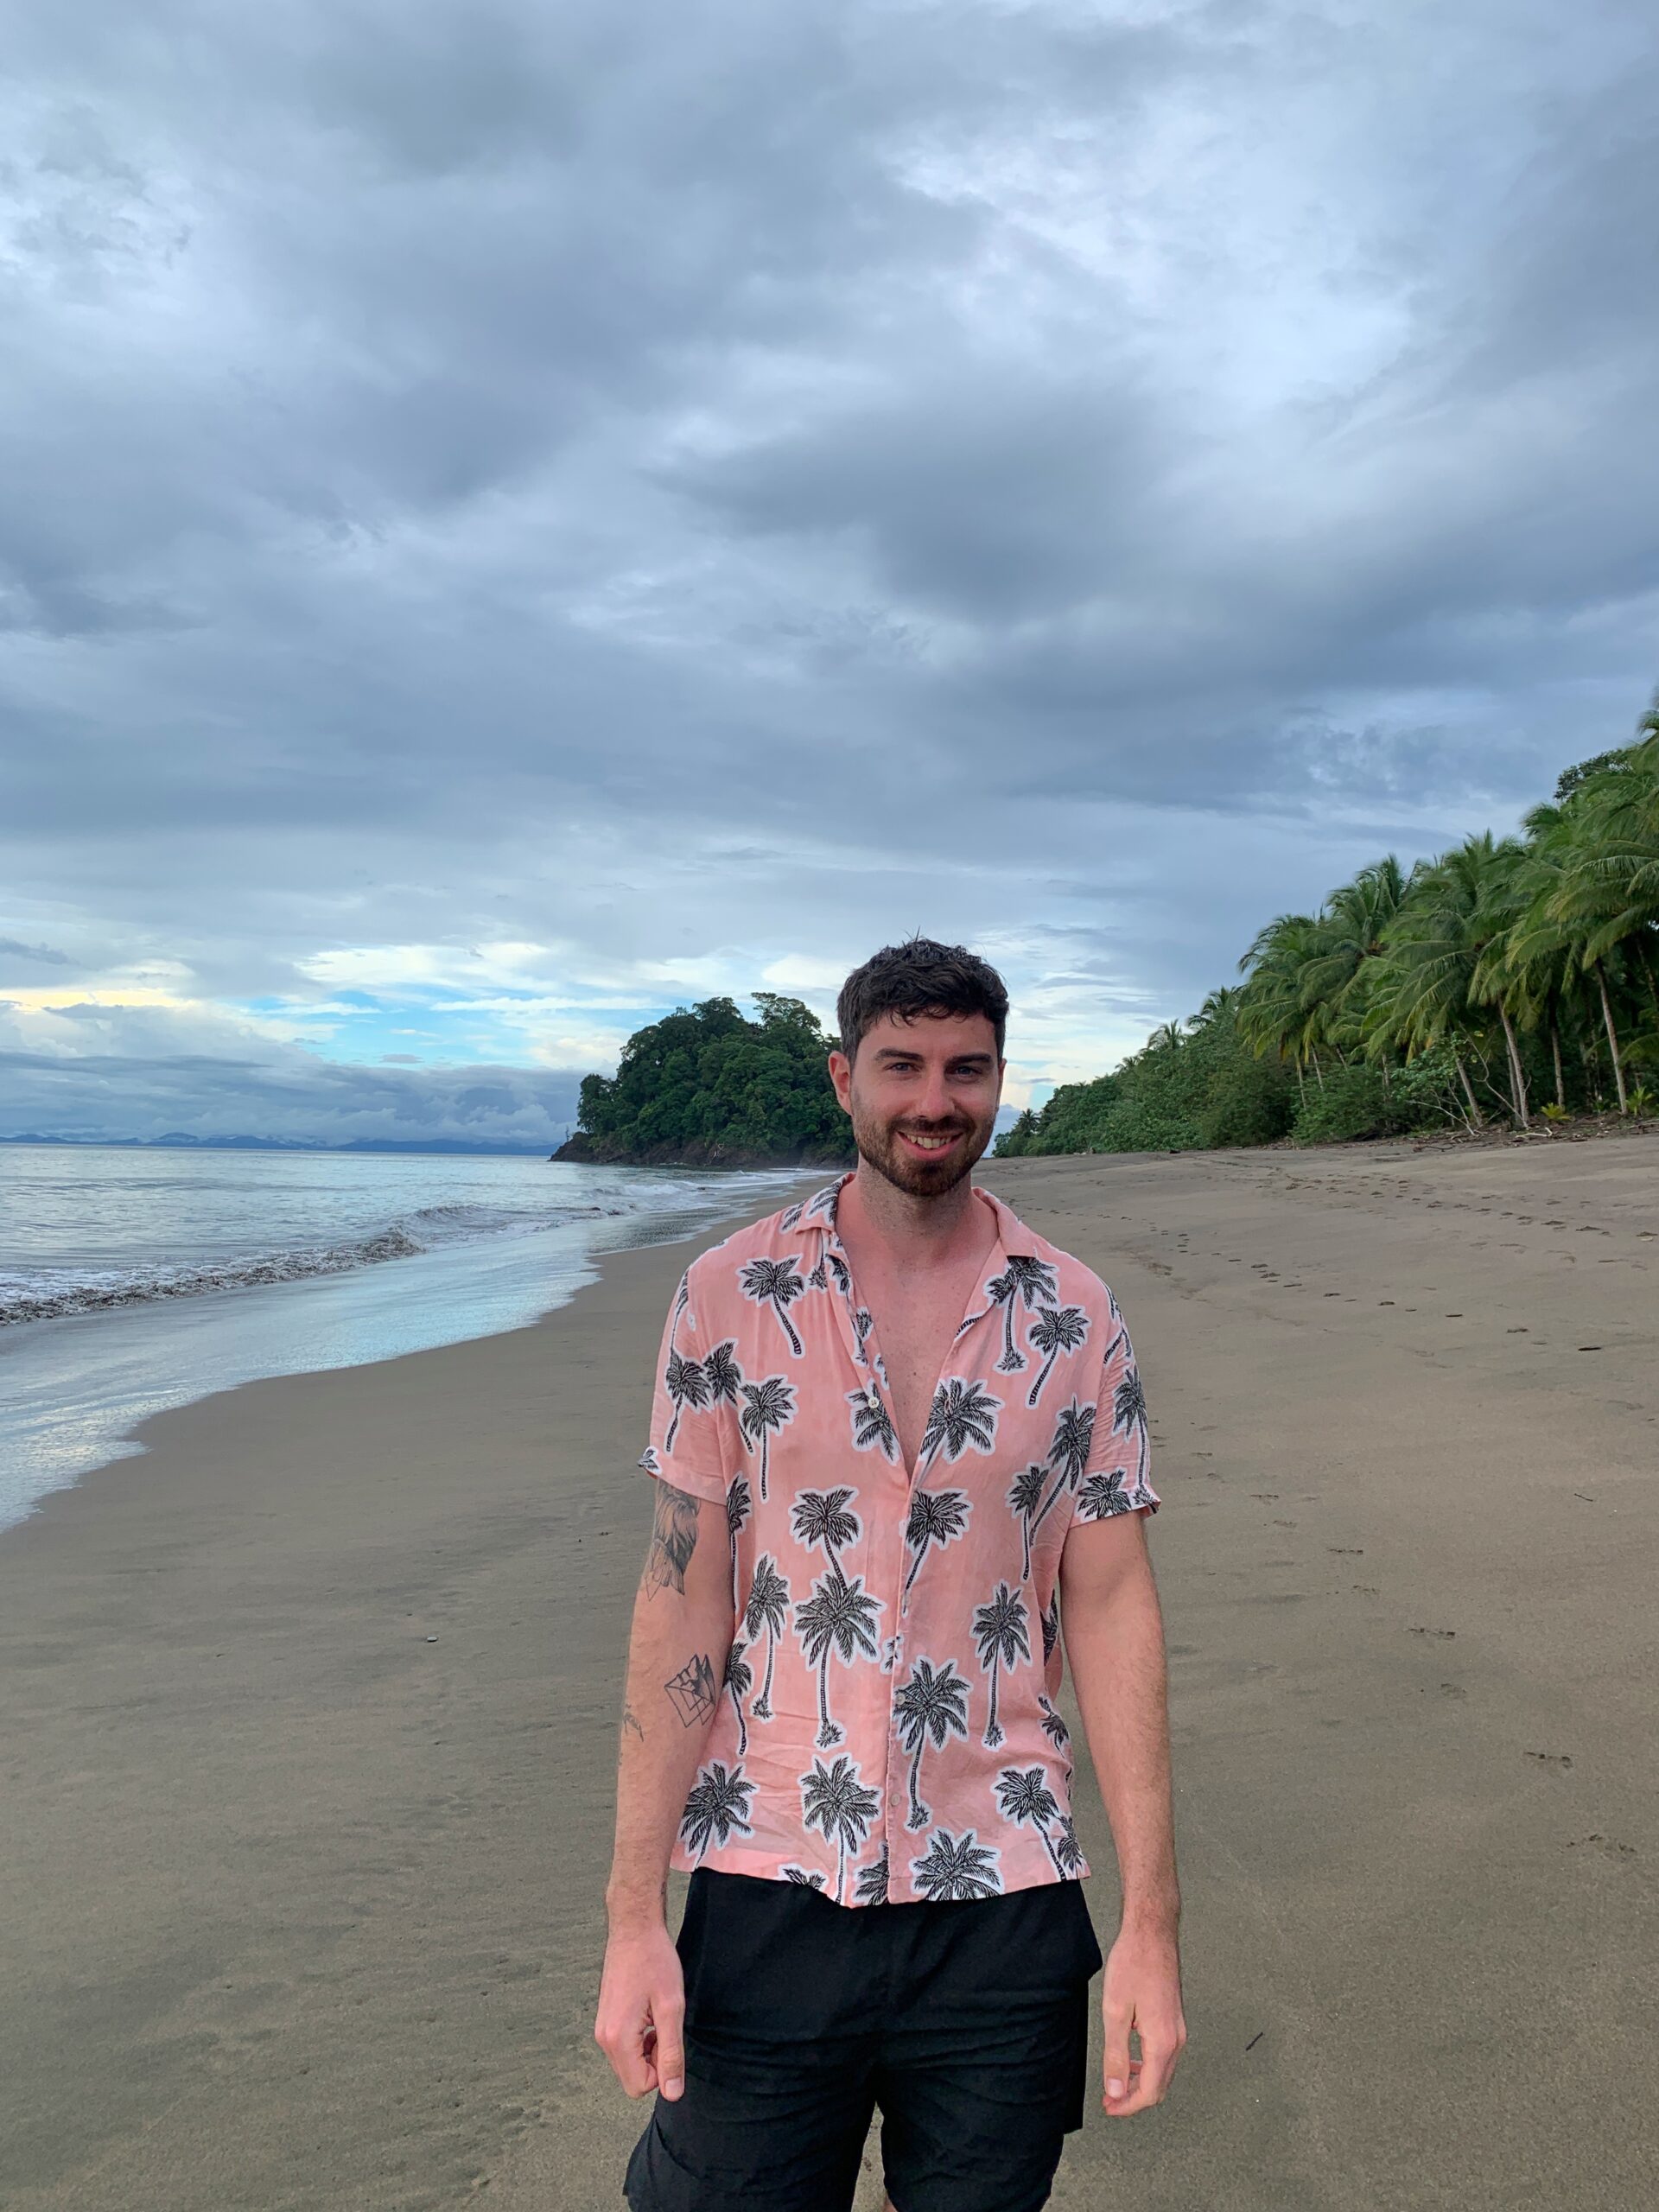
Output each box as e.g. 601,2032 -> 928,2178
836,937 -> 1009,1062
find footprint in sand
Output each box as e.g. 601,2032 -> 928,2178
1409,1626 -> 1456,1638
1438,1682 -> 1466,1700
1327,1547 -> 1363,1555
1566,1834 -> 1635,1859
1525,1751 -> 1572,1768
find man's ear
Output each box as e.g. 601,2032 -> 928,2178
828,1049 -> 854,1113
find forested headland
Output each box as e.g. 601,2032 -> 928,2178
996,709 -> 1659,1158
555,994 -> 855,1166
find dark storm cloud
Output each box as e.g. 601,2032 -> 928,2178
1,1 -> 1656,1135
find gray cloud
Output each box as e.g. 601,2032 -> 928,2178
1,0 -> 1655,1134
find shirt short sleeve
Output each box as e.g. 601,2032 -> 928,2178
638,1266 -> 733,1504
1077,1298 -> 1159,1522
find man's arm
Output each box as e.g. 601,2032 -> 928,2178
1059,1510 -> 1187,2118
594,1477 -> 736,2103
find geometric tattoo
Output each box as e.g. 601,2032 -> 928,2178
645,1480 -> 701,1598
664,1651 -> 718,1727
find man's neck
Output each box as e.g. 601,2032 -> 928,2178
837,1160 -> 991,1274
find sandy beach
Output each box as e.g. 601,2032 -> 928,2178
3,1139 -> 1656,2212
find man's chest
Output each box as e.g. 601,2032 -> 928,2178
859,1268 -> 984,1472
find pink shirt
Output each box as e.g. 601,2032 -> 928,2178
640,1174 -> 1158,1907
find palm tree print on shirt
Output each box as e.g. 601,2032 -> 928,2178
1007,1463 -> 1046,1580
739,1256 -> 807,1356
1114,1363 -> 1151,1483
738,1375 -> 796,1501
662,1346 -> 709,1452
680,1761 -> 754,1862
702,1338 -> 743,1408
1029,1399 -> 1096,1537
791,1487 -> 861,1584
726,1475 -> 752,1610
911,1827 -> 1001,1901
894,1656 -> 970,1828
995,1765 -> 1066,1875
1025,1306 -> 1089,1408
744,1554 -> 791,1719
855,1844 -> 890,1906
988,1255 -> 1058,1372
1077,1469 -> 1129,1521
1038,1694 -> 1071,1755
972,1582 -> 1031,1747
801,1754 -> 880,1904
903,1489 -> 969,1595
794,1568 -> 882,1748
724,1641 -> 753,1756
848,1388 -> 899,1462
1040,1593 -> 1060,1664
919,1379 -> 1001,1470
1052,1813 -> 1084,1875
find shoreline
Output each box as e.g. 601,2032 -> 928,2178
4,1144 -> 1656,2210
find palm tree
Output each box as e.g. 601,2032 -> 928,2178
794,1568 -> 882,1748
738,1374 -> 796,1501
744,1554 -> 790,1719
662,1347 -> 709,1452
848,1387 -> 899,1461
1030,1400 -> 1096,1535
701,1338 -> 743,1406
903,1489 -> 969,1594
801,1754 -> 880,1904
739,1255 -> 807,1356
855,1845 -> 890,1906
1237,912 -> 1330,1096
995,1764 -> 1064,1874
679,1761 -> 754,1861
987,1256 -> 1058,1373
1025,1305 -> 1089,1407
893,1656 -> 970,1828
910,1827 -> 1001,1901
791,1487 -> 861,1582
852,1306 -> 876,1366
1040,1593 -> 1060,1664
724,1642 -> 753,1755
973,1583 -> 1031,1747
1299,857 -> 1411,1041
1007,1463 -> 1046,1580
919,1379 -> 1001,1468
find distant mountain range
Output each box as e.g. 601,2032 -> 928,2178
0,1133 -> 564,1157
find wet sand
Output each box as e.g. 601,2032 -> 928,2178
3,1140 -> 1656,2210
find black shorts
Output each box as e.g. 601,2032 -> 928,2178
624,1869 -> 1103,2212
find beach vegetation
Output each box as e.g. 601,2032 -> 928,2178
997,702 -> 1659,1155
560,992 -> 854,1166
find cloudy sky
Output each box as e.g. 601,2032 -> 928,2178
3,0 -> 1656,1147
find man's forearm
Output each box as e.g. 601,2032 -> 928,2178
606,1480 -> 735,1928
1063,1552 -> 1179,1929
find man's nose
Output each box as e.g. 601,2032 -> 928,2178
917,1073 -> 956,1122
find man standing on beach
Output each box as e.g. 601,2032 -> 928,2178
595,938 -> 1185,2212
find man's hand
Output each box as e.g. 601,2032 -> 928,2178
1100,1922 -> 1185,2117
595,1920 -> 687,2101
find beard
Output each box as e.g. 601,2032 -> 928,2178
849,1099 -> 995,1199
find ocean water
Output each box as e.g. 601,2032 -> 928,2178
0,1146 -> 805,1533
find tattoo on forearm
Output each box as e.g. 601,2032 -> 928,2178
620,1702 -> 645,1744
664,1651 -> 717,1728
645,1481 -> 701,1597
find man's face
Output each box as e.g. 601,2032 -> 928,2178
829,1010 -> 1004,1198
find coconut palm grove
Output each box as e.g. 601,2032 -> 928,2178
995,704 -> 1659,1156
